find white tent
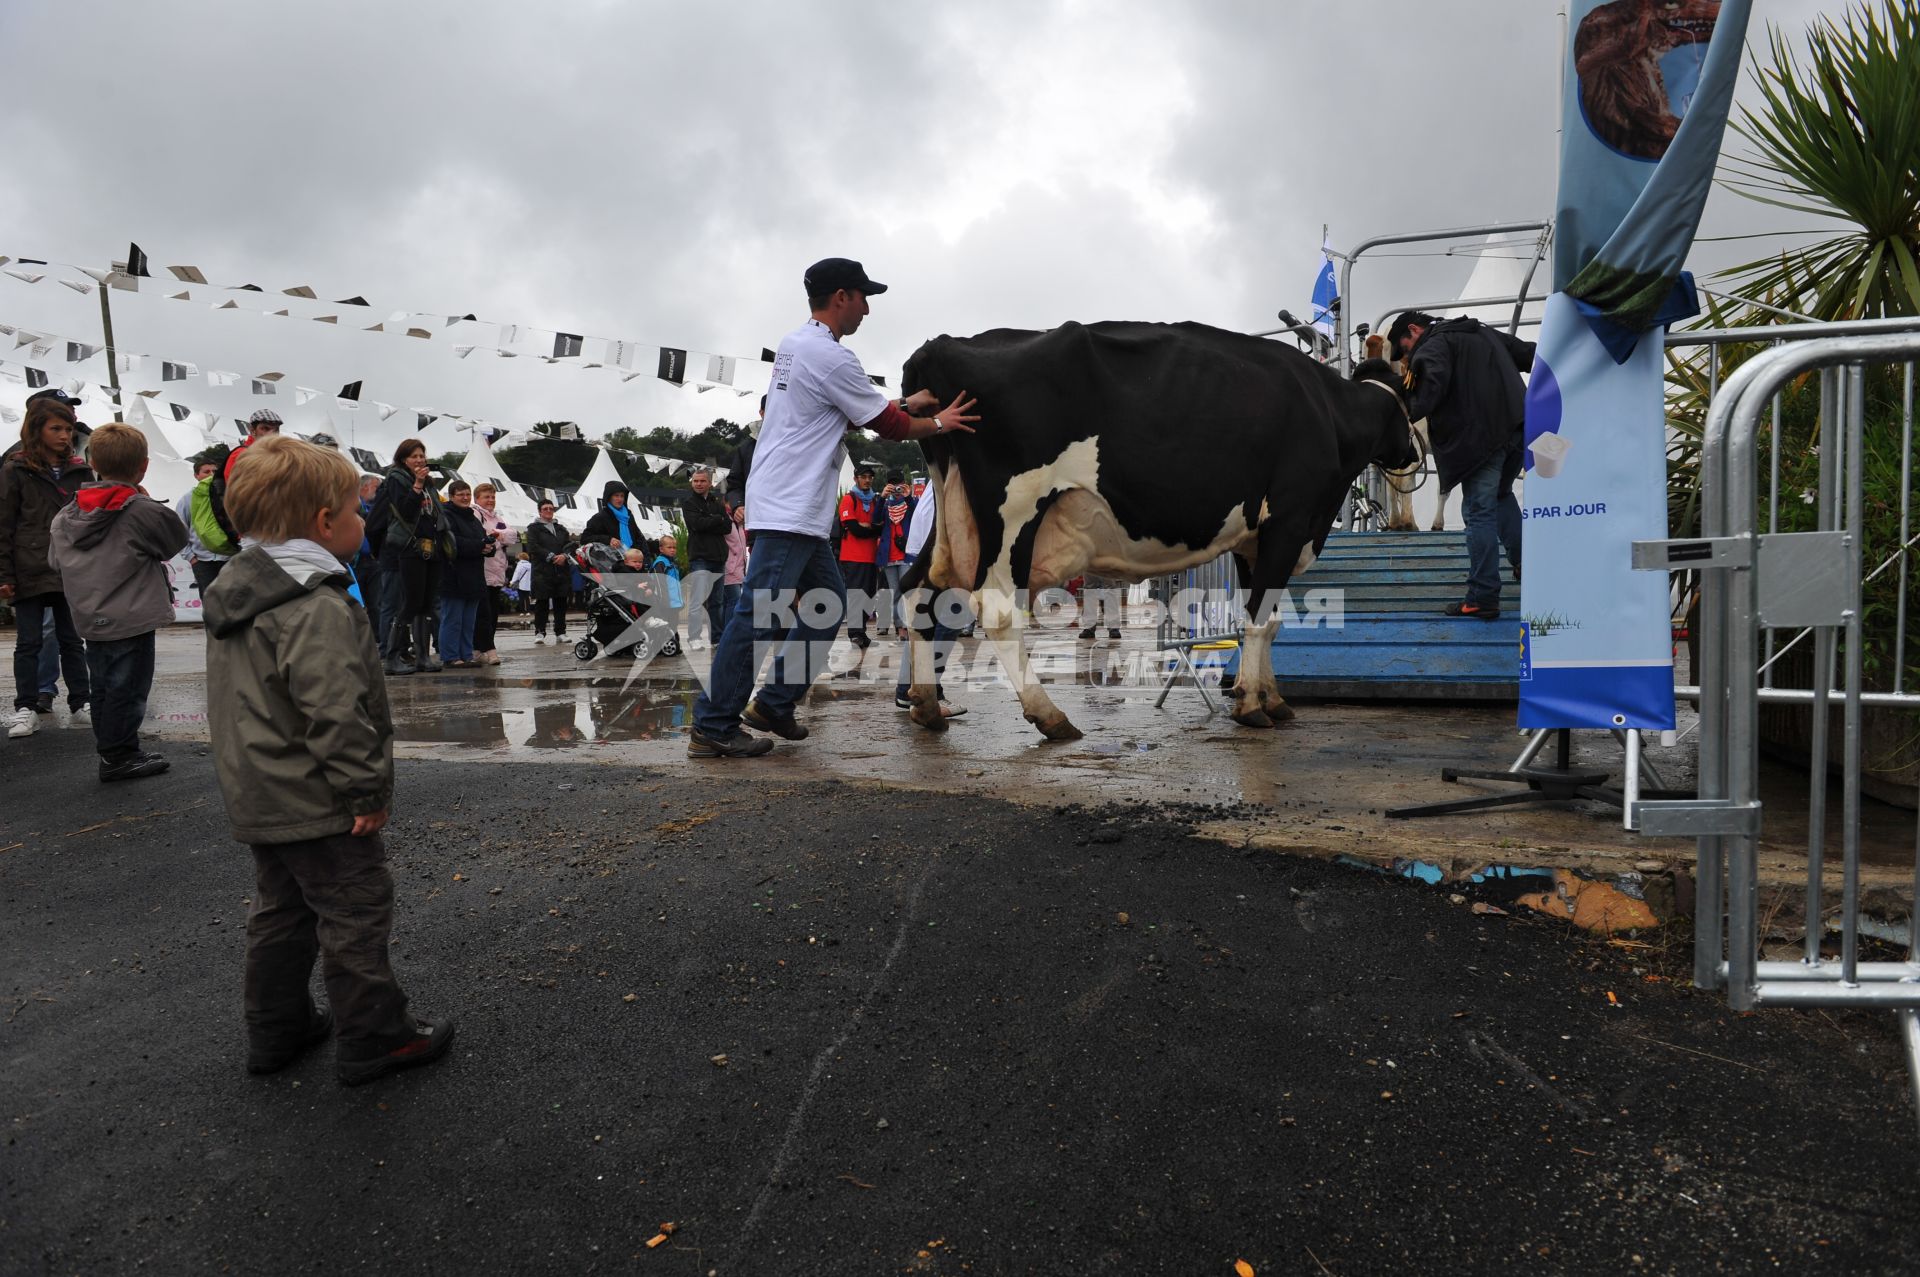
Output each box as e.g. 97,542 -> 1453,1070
122,399 -> 200,505
578,446 -> 675,538
457,435 -> 541,529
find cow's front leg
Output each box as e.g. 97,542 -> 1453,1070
1230,615 -> 1291,727
979,580 -> 1080,741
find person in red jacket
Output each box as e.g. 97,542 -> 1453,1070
835,461 -> 885,649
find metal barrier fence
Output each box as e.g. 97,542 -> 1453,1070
1630,318 -> 1920,1129
1153,552 -> 1241,712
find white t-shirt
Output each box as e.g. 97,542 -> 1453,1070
747,318 -> 890,537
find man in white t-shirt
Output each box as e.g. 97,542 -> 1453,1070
689,257 -> 979,759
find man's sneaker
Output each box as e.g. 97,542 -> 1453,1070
7,707 -> 37,738
1444,602 -> 1502,620
33,693 -> 53,714
742,700 -> 809,740
687,727 -> 774,758
101,752 -> 170,782
1078,626 -> 1096,639
532,635 -> 547,645
892,694 -> 967,718
1108,628 -> 1122,640
247,1006 -> 335,1075
849,631 -> 871,651
68,705 -> 91,728
337,1017 -> 457,1087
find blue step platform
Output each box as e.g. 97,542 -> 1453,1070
1229,530 -> 1520,701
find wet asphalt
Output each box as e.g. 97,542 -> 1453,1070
5,712 -> 1920,1275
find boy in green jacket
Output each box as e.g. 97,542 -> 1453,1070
203,435 -> 455,1085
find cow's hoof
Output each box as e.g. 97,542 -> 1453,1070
910,702 -> 950,733
1032,714 -> 1084,742
1232,708 -> 1275,729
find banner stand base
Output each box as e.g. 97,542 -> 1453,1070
1384,727 -> 1687,821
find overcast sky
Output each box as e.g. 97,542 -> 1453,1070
0,0 -> 1843,462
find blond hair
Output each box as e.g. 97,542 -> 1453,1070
474,482 -> 496,498
86,423 -> 148,482
226,435 -> 358,543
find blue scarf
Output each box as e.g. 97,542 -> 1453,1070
612,504 -> 634,548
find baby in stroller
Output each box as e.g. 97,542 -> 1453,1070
570,541 -> 681,662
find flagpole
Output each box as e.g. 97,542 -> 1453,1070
98,262 -> 124,422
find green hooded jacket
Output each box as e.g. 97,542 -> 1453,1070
202,547 -> 393,844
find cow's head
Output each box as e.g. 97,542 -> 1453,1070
1351,356 -> 1419,471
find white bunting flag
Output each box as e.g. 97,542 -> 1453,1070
167,265 -> 209,284
454,346 -> 476,358
30,341 -> 53,360
294,386 -> 319,405
376,401 -> 398,421
705,354 -> 736,386
58,279 -> 94,295
207,370 -> 240,387
4,268 -> 45,284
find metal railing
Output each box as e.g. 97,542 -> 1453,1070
1153,552 -> 1241,712
1630,319 -> 1920,1129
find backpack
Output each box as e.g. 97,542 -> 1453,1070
189,476 -> 241,557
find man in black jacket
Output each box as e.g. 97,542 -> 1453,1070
680,467 -> 730,650
1391,311 -> 1535,620
523,500 -> 576,643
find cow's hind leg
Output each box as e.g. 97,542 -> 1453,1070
979,576 -> 1080,741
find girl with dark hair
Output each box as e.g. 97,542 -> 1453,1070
0,399 -> 95,737
368,438 -> 450,675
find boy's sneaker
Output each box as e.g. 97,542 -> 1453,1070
7,707 -> 37,738
742,699 -> 808,740
337,1017 -> 458,1087
101,752 -> 169,782
892,694 -> 968,718
686,727 -> 773,759
247,1006 -> 335,1075
1444,601 -> 1502,620
68,705 -> 91,728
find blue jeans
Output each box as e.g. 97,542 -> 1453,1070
438,594 -> 480,663
717,582 -> 742,642
1459,435 -> 1524,608
685,558 -> 726,643
693,532 -> 844,736
84,631 -> 156,762
12,594 -> 88,710
894,619 -> 958,701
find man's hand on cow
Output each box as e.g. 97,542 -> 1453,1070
929,391 -> 980,438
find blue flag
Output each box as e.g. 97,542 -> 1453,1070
1519,0 -> 1750,732
1309,246 -> 1338,337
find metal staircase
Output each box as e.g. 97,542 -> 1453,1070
1263,529 -> 1521,700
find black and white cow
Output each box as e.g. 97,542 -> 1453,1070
897,320 -> 1416,740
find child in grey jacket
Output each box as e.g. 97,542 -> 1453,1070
202,434 -> 455,1086
47,423 -> 188,781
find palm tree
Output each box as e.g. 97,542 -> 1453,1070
1717,1 -> 1920,318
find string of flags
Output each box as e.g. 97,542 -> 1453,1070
0,314 -> 500,436
1,245 -> 887,394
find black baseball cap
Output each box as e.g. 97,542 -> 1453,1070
804,258 -> 887,298
854,460 -> 877,477
25,387 -> 82,408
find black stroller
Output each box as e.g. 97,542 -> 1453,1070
569,543 -> 681,662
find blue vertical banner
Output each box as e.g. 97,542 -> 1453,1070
1518,0 -> 1750,731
